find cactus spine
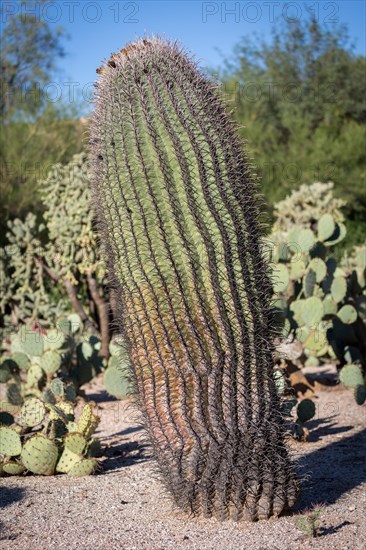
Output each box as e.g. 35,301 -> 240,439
90,38 -> 297,520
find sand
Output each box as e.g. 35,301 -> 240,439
1,382 -> 365,550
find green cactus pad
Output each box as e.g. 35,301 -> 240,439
339,364 -> 364,389
79,342 -> 93,361
42,388 -> 56,405
21,434 -> 58,475
26,364 -> 45,388
68,458 -> 98,477
301,296 -> 324,328
19,398 -> 46,427
0,427 -> 22,456
11,352 -> 30,371
19,329 -> 44,357
337,304 -> 357,325
290,259 -> 306,281
10,334 -> 23,354
109,338 -> 130,360
6,383 -> 23,406
64,383 -> 77,402
323,295 -> 338,316
57,318 -> 72,335
40,350 -> 62,375
107,355 -> 119,370
354,385 -> 366,406
303,269 -> 316,298
67,421 -> 78,432
3,460 -> 26,475
86,438 -> 102,458
304,328 -> 328,356
323,222 -> 346,247
272,263 -> 290,293
44,329 -> 66,350
297,399 -> 316,424
56,448 -> 82,473
308,258 -> 327,283
317,213 -> 335,242
48,401 -> 74,422
64,432 -> 87,454
331,276 -> 347,303
56,433 -> 87,473
298,229 -> 315,253
104,367 -> 130,400
67,313 -> 82,334
50,378 -> 64,397
77,403 -> 100,439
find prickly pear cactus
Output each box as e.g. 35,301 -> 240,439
21,434 -> 59,475
0,380 -> 101,478
0,324 -> 103,410
103,338 -> 130,399
269,184 -> 366,403
90,37 -> 297,520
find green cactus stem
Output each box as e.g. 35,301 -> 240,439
90,37 -> 297,520
21,434 -> 58,475
0,427 -> 22,457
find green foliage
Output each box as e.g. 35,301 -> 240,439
0,155 -> 110,358
0,213 -> 65,327
220,15 -> 366,248
41,153 -> 104,285
0,373 -> 101,477
269,183 -> 366,406
295,505 -> 323,538
0,1 -> 84,237
103,338 -> 131,399
0,324 -> 103,409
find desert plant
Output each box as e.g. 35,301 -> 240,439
0,381 -> 101,477
0,322 -> 104,418
0,214 -> 65,328
269,184 -> 366,406
295,505 -> 323,538
40,153 -> 110,357
90,37 -> 297,521
0,155 -> 111,359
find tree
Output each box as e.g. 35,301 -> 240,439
0,1 -> 83,241
220,13 -> 366,248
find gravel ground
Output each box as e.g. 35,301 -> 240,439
1,382 -> 365,550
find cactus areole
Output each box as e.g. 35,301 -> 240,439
90,37 -> 297,520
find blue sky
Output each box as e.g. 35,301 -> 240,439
9,0 -> 364,111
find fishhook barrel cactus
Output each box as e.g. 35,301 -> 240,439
90,37 -> 297,520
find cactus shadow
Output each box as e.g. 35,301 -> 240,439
85,390 -> 122,403
305,417 -> 353,442
0,486 -> 26,508
293,428 -> 366,512
101,426 -> 151,472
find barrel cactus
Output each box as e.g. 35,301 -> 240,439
90,37 -> 297,520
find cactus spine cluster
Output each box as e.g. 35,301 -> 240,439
90,38 -> 297,520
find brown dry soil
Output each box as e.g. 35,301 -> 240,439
0,380 -> 365,550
